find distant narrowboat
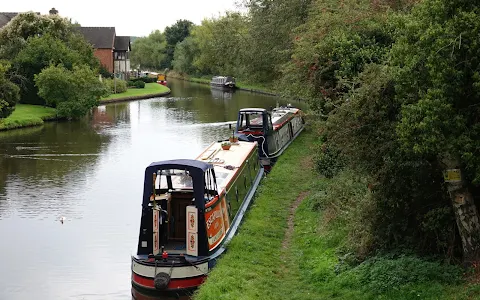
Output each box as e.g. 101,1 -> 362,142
210,76 -> 236,91
131,140 -> 264,295
235,105 -> 305,169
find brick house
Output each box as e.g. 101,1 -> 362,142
77,27 -> 131,80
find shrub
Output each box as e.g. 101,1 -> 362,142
134,80 -> 145,88
127,80 -> 136,87
352,255 -> 463,294
103,78 -> 127,94
35,64 -> 106,120
0,62 -> 20,119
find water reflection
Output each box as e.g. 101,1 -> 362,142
0,78 -> 306,299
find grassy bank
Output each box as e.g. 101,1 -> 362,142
194,128 -> 479,300
167,71 -> 277,95
0,104 -> 57,131
100,83 -> 170,101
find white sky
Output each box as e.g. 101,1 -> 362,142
2,0 -> 243,37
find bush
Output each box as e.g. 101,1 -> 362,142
35,64 -> 106,120
130,76 -> 156,83
99,65 -> 113,79
127,80 -> 136,87
134,80 -> 145,88
103,78 -> 127,94
310,169 -> 374,259
0,62 -> 20,119
352,255 -> 463,294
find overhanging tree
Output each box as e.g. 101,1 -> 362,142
391,0 -> 480,262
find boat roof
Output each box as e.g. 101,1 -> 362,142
146,159 -> 212,172
239,108 -> 267,113
196,140 -> 257,192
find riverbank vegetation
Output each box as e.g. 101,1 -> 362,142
100,83 -> 169,101
129,0 -> 480,296
0,12 -> 156,125
0,104 -> 56,131
195,129 -> 479,300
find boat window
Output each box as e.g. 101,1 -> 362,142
238,112 -> 264,131
204,169 -> 218,203
156,169 -> 193,190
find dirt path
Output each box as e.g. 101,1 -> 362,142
281,191 -> 309,258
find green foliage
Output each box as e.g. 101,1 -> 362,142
315,142 -> 345,178
245,0 -> 312,83
190,13 -> 249,77
35,65 -> 106,119
391,0 -> 480,185
99,65 -> 113,79
352,255 -> 463,294
164,19 -> 194,68
130,30 -> 167,70
279,0 -> 397,111
103,78 -> 127,94
172,37 -> 200,75
0,62 -> 20,119
134,80 -> 145,88
0,13 -> 99,105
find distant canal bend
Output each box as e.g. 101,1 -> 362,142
0,78 -> 306,300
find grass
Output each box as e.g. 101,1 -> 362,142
193,127 -> 480,300
0,104 -> 57,131
100,83 -> 170,101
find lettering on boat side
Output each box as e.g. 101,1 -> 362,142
206,210 -> 222,230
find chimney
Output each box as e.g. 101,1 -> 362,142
49,8 -> 58,15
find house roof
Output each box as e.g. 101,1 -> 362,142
0,12 -> 40,29
114,36 -> 130,51
76,27 -> 116,49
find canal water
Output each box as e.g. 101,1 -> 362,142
0,79 -> 305,299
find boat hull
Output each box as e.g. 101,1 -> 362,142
210,83 -> 235,91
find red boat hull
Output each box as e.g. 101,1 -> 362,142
132,272 -> 206,292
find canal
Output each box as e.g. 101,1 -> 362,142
0,79 -> 306,299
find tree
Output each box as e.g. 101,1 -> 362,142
244,0 -> 312,83
35,65 -> 107,119
172,37 -> 200,75
0,61 -> 20,119
391,0 -> 480,262
0,12 -> 99,105
164,20 -> 194,68
191,13 -> 248,77
130,30 -> 167,70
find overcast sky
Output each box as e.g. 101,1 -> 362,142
2,0 -> 243,37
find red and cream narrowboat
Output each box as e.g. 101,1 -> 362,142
131,140 -> 264,295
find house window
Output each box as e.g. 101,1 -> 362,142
114,51 -> 126,60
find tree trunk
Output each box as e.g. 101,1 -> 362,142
443,158 -> 480,263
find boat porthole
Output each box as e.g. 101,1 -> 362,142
244,175 -> 247,189
235,187 -> 239,202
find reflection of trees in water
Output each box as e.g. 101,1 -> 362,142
155,78 -> 307,124
0,120 -> 111,219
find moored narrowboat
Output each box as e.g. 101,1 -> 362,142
131,140 -> 263,295
235,105 -> 305,169
210,76 -> 236,91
